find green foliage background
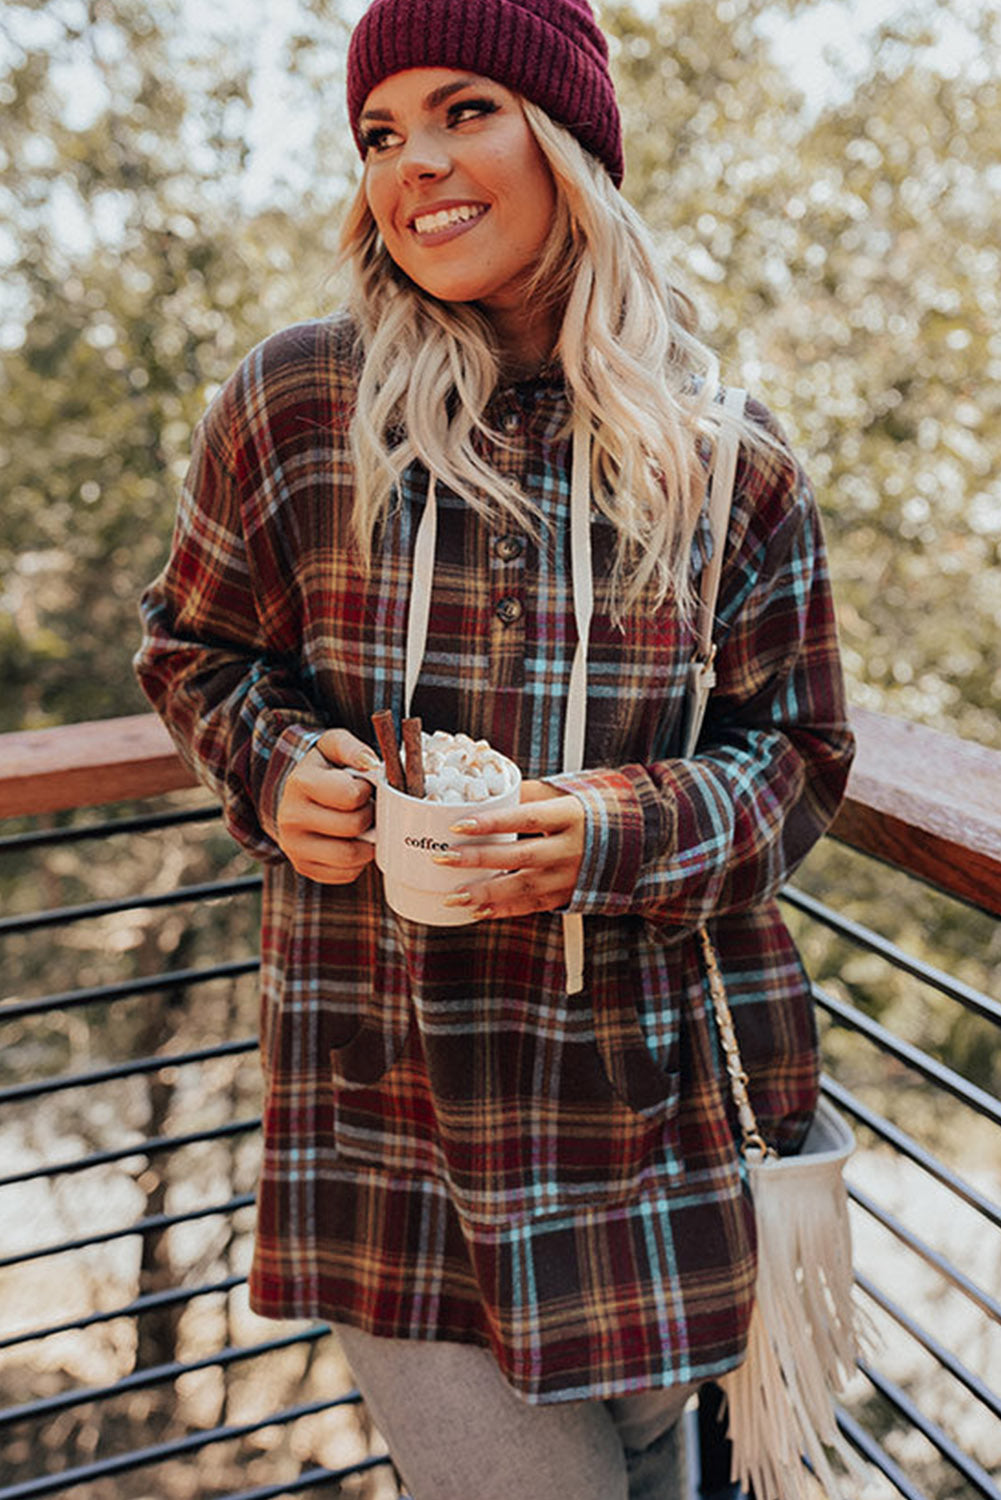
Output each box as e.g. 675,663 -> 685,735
1,0 -> 999,744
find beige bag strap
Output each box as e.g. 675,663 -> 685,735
698,926 -> 773,1159
683,388 -> 772,1156
693,399 -> 860,1499
682,385 -> 746,760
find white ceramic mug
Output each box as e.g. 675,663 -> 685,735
354,768 -> 522,925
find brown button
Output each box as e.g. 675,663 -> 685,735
494,534 -> 525,562
495,596 -> 524,625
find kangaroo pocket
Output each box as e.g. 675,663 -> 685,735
329,1006 -> 452,1179
327,907 -> 434,1175
330,1006 -> 412,1087
418,981 -> 681,1228
329,920 -> 684,1219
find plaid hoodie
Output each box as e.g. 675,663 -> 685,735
135,313 -> 854,1403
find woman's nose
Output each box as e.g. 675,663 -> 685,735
396,131 -> 451,186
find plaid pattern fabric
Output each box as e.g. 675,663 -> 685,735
135,313 -> 854,1403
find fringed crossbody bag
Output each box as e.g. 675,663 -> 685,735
687,390 -> 861,1500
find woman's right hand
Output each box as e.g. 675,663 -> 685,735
276,728 -> 379,884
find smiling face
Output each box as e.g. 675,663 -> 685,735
360,68 -> 559,357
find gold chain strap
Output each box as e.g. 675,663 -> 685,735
689,393 -> 774,1163
697,925 -> 774,1161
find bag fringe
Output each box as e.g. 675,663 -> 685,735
719,1099 -> 864,1500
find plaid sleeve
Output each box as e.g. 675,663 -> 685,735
554,463 -> 854,925
134,399 -> 324,862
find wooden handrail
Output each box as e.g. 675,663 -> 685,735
1,707 -> 999,916
0,715 -> 197,819
829,705 -> 1001,918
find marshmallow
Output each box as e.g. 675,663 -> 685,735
415,730 -> 519,804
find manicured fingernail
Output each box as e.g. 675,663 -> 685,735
442,890 -> 472,907
472,904 -> 494,920
431,851 -> 462,866
449,818 -> 479,833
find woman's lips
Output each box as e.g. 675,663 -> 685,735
409,203 -> 489,242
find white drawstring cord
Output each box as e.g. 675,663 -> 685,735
560,418 -> 594,994
404,473 -> 438,722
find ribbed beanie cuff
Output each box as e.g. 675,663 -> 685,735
347,0 -> 623,187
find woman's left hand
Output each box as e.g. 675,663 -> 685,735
434,781 -> 585,920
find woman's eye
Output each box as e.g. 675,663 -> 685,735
362,127 -> 402,154
448,98 -> 499,126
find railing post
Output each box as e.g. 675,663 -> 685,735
696,1383 -> 744,1499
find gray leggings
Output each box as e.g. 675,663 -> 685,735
336,1324 -> 696,1500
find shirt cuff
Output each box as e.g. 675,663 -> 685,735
544,767 -> 659,916
257,724 -> 325,844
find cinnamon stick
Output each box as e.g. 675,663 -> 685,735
402,717 -> 425,799
371,709 -> 405,791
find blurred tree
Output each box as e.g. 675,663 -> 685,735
0,0 -> 998,742
607,0 -> 1001,747
0,0 -> 350,730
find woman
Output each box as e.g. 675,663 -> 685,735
135,1 -> 855,1495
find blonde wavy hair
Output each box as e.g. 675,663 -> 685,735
339,100 -> 755,620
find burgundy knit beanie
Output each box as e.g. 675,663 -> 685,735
346,0 -> 624,187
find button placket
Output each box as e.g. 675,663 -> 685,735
482,390 -> 532,688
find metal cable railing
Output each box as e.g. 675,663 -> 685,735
0,958 -> 260,1023
821,1074 -> 1001,1229
856,1363 -> 999,1500
1,799 -> 392,1499
815,984 -> 1001,1128
0,1192 -> 258,1273
0,805 -> 221,855
783,886 -> 1001,1025
838,1408 -> 931,1500
0,1039 -> 259,1109
0,1118 -> 261,1190
855,1273 -> 1001,1422
0,1327 -> 332,1430
0,873 -> 262,936
0,1395 -> 385,1500
779,883 -> 1001,1500
2,763 -> 999,1499
0,1276 -> 248,1354
216,1456 -> 394,1500
846,1185 -> 1001,1323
